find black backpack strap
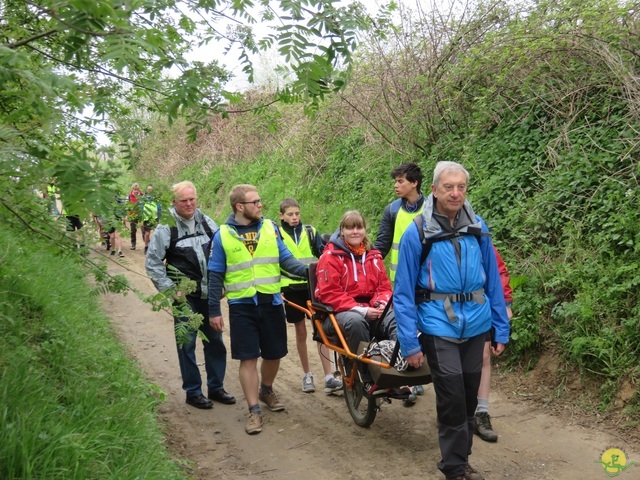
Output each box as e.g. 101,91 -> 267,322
412,216 -> 432,265
201,219 -> 213,239
304,224 -> 315,250
169,226 -> 179,253
168,220 -> 214,254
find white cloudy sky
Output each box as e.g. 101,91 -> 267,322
182,0 -> 407,91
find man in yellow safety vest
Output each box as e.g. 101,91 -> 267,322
207,184 -> 308,436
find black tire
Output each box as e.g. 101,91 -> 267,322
341,356 -> 377,427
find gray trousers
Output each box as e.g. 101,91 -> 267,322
421,333 -> 486,478
324,308 -> 397,382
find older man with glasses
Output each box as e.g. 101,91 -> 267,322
146,180 -> 235,410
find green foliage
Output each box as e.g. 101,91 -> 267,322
306,131 -> 396,231
176,128 -> 405,234
0,226 -> 186,479
141,267 -> 205,347
505,274 -> 545,367
1,0 -> 375,259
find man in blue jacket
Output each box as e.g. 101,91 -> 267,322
394,161 -> 510,480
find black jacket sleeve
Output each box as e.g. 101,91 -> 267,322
373,204 -> 394,259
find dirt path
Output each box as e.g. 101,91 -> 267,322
99,237 -> 639,480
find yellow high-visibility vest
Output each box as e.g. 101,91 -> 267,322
279,226 -> 315,288
219,220 -> 281,299
389,205 -> 424,282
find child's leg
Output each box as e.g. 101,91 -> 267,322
318,342 -> 342,394
318,343 -> 333,377
294,321 -> 310,373
477,340 -> 492,408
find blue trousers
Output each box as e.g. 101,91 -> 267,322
174,296 -> 228,397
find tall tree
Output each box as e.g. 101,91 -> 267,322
0,0 -> 376,227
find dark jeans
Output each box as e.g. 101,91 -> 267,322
174,296 -> 228,397
421,333 -> 485,479
130,220 -> 138,247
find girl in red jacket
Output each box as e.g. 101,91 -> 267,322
314,211 -> 396,376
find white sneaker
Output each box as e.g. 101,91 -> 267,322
324,376 -> 343,394
302,372 -> 315,393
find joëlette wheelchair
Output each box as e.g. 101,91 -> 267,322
284,262 -> 432,427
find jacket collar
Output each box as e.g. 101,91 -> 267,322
422,194 -> 479,238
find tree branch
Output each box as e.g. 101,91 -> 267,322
4,28 -> 59,49
24,0 -> 124,37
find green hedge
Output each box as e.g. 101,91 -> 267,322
0,226 -> 187,480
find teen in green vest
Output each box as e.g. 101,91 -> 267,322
278,198 -> 343,395
374,162 -> 425,399
373,162 -> 425,283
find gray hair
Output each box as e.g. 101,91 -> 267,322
432,161 -> 470,186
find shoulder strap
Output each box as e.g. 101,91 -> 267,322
413,216 -> 487,265
304,225 -> 315,249
413,216 -> 431,265
168,220 -> 214,253
169,226 -> 179,253
389,198 -> 403,220
202,219 -> 213,239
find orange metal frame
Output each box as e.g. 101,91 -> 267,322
283,295 -> 393,389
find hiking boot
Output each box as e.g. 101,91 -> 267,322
389,386 -> 412,399
445,464 -> 484,480
245,412 -> 263,435
118,251 -> 125,258
464,464 -> 485,480
302,373 -> 315,393
259,389 -> 285,412
474,412 -> 498,442
324,376 -> 343,394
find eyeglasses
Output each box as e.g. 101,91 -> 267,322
239,199 -> 262,206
